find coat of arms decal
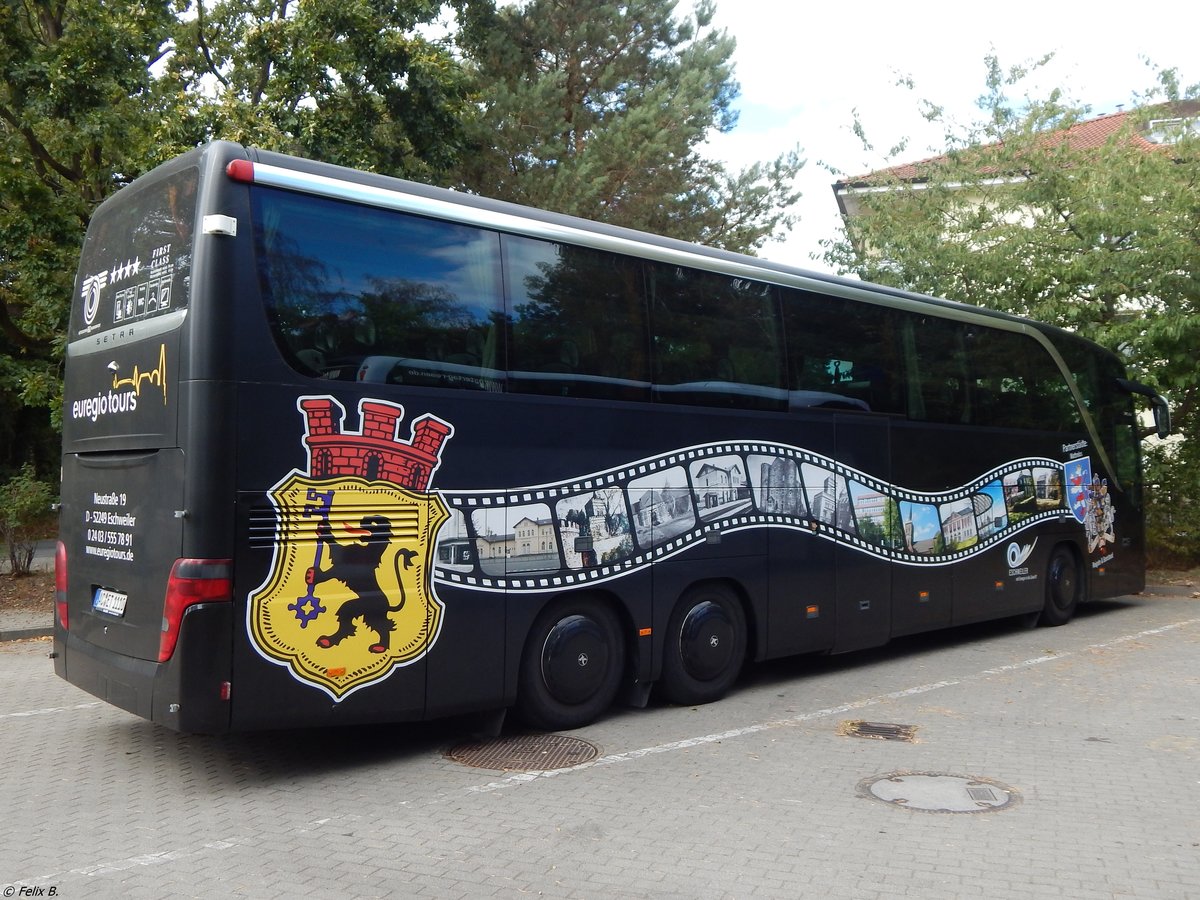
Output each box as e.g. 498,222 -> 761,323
248,396 -> 453,699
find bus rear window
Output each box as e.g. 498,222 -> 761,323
72,167 -> 197,342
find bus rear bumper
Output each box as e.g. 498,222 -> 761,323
53,602 -> 233,733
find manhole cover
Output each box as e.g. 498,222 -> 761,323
446,734 -> 600,772
858,772 -> 1020,814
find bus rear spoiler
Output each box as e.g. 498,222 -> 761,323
1117,378 -> 1171,439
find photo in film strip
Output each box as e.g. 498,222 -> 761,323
434,442 -> 1076,593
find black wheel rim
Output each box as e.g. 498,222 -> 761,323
540,614 -> 610,705
678,600 -> 735,682
1051,554 -> 1077,610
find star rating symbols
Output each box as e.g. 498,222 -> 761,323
109,257 -> 142,283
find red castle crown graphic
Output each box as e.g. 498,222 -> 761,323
298,397 -> 452,490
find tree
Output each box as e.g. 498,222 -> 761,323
454,0 -> 803,253
881,497 -> 904,549
857,516 -> 884,545
931,531 -> 946,556
0,0 -> 474,483
824,57 -> 1200,561
1,0 -> 812,499
0,463 -> 54,575
0,0 -> 177,463
166,0 -> 475,181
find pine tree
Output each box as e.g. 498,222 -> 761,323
454,0 -> 802,252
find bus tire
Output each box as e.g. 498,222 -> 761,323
1040,545 -> 1082,627
515,596 -> 624,731
659,583 -> 747,706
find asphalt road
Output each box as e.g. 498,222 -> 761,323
2,586 -> 1198,899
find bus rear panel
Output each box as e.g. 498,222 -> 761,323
55,152 -> 237,732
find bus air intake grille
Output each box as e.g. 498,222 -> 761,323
248,506 -> 284,549
446,734 -> 599,772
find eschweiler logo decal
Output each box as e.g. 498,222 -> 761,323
248,396 -> 453,700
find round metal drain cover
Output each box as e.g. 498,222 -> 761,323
446,734 -> 600,772
858,772 -> 1020,813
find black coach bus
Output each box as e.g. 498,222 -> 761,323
53,141 -> 1170,733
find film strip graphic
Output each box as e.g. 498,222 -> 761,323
432,442 -> 1075,594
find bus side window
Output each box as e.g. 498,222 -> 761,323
1055,336 -> 1136,491
504,236 -> 651,402
781,290 -> 903,415
1016,337 -> 1082,432
965,328 -> 1082,432
648,263 -> 785,411
253,187 -> 504,390
900,313 -> 969,424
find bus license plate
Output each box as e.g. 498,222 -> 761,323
93,588 -> 128,617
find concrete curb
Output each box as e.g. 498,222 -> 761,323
0,626 -> 52,642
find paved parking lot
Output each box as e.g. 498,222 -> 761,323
2,587 -> 1199,899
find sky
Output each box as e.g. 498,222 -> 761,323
698,0 -> 1200,273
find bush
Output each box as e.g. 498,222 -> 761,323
0,464 -> 55,576
1144,442 -> 1200,569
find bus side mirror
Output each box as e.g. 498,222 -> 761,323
1152,394 -> 1171,440
1117,378 -> 1171,439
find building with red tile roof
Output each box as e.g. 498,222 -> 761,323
833,101 -> 1200,220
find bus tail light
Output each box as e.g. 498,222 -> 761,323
159,559 -> 233,663
55,540 -> 69,631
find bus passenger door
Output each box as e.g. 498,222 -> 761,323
891,558 -> 953,636
889,421 -> 956,636
761,409 -> 836,658
832,415 -> 892,653
765,529 -> 836,657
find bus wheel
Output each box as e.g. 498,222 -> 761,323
516,597 -> 624,731
659,584 -> 747,706
1040,545 -> 1081,627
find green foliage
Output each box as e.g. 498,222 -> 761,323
0,0 -> 473,480
166,0 -> 474,180
931,532 -> 946,556
881,498 -> 905,549
454,0 -> 803,252
1,0 -> 178,452
0,0 -> 808,493
1144,441 -> 1200,566
824,56 -> 1200,562
857,516 -> 884,545
0,463 -> 54,575
600,536 -> 633,564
